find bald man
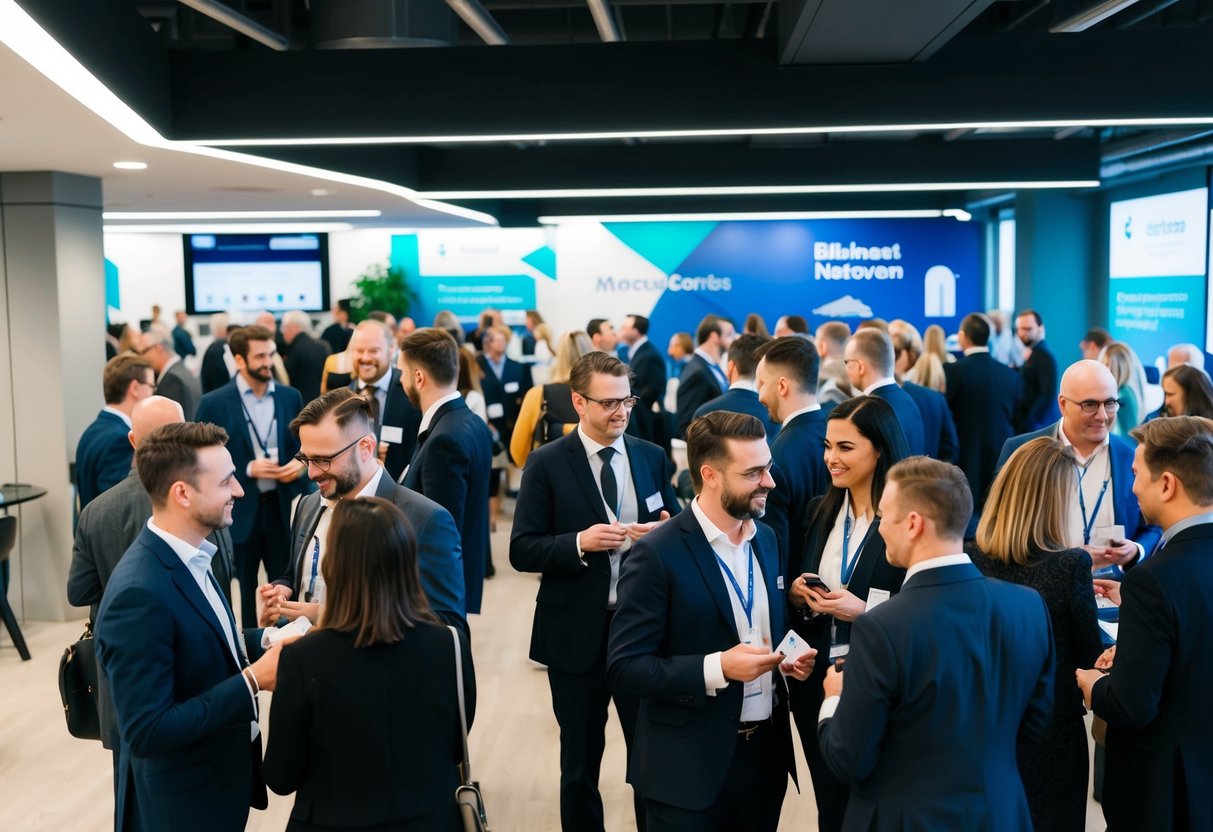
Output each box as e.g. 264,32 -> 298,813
997,360 -> 1161,572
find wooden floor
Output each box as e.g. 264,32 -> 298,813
0,505 -> 1108,831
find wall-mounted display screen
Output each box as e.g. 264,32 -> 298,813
183,233 -> 330,314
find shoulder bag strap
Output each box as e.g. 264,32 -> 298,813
448,625 -> 473,785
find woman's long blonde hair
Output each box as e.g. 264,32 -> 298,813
550,330 -> 594,384
907,324 -> 949,393
975,436 -> 1075,565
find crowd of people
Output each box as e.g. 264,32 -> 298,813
70,301 -> 1213,831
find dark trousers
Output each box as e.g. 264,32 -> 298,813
233,491 -> 289,627
644,721 -> 787,831
789,670 -> 848,832
546,616 -> 644,832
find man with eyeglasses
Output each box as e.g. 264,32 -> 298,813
258,387 -> 466,633
139,327 -> 201,419
511,351 -> 680,832
76,354 -> 157,509
998,359 -> 1161,572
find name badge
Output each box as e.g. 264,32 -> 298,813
380,425 -> 404,445
504,381 -> 520,394
645,492 -> 664,512
829,643 -> 850,662
776,576 -> 784,590
487,402 -> 505,420
865,588 -> 891,612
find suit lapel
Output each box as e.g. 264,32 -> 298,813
682,511 -> 743,633
566,429 -> 610,524
754,529 -> 783,637
1109,437 -> 1129,525
845,517 -> 883,598
623,436 -> 656,521
291,493 -> 325,587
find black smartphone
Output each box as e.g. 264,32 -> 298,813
801,574 -> 830,593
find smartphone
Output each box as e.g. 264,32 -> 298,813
801,573 -> 830,593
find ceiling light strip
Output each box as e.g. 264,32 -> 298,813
536,209 -> 966,224
103,209 -> 383,220
103,222 -> 356,234
419,181 -> 1100,200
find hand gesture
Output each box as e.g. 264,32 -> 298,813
249,458 -> 280,479
1092,578 -> 1122,607
625,511 -> 671,541
275,600 -> 320,624
720,643 -> 783,683
806,587 -> 867,622
1086,540 -> 1138,568
580,523 -> 628,552
258,583 -> 292,626
1095,646 -> 1116,670
779,648 -> 817,681
823,663 -> 844,698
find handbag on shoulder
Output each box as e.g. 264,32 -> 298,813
58,622 -> 101,741
448,625 -> 491,832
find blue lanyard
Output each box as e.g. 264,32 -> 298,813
306,536 -> 320,600
714,549 -> 755,629
239,396 -> 276,457
841,495 -> 873,586
1076,456 -> 1112,545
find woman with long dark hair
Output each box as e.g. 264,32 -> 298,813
1162,364 -> 1213,418
786,396 -> 909,832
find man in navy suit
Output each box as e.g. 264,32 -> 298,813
998,359 -> 1161,572
754,335 -> 832,584
1015,309 -> 1061,431
76,354 -> 156,509
608,411 -> 814,830
195,325 -> 312,626
96,422 -> 287,832
675,315 -> 729,439
511,351 -> 680,832
347,320 -> 420,481
844,328 -> 925,455
619,314 -> 668,447
1077,416 -> 1213,832
478,325 -> 533,450
818,457 -> 1054,830
694,332 -> 780,444
398,328 -> 493,616
889,318 -> 959,462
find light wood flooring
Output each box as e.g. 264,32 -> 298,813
0,507 -> 1107,831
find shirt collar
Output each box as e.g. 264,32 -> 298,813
862,377 -> 898,396
576,425 -> 625,459
322,465 -> 386,511
159,354 -> 181,380
146,517 -> 217,571
628,336 -> 649,359
236,373 -> 275,399
729,379 -> 757,392
1162,512 -> 1213,546
963,346 -> 990,356
103,406 -> 132,428
1056,421 -> 1109,466
693,347 -> 719,366
781,402 -> 821,426
419,391 -> 462,434
357,370 -> 392,394
903,553 -> 971,585
690,496 -> 758,547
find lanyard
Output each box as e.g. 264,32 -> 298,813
306,535 -> 321,600
841,494 -> 874,586
1076,454 -> 1112,545
714,548 -> 755,629
239,395 -> 276,457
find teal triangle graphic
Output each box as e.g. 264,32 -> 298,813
521,245 -> 557,280
603,222 -> 718,275
105,258 -> 121,320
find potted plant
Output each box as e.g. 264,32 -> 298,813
349,261 -> 414,322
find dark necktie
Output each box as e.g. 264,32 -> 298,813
360,385 -> 381,433
598,447 -> 618,516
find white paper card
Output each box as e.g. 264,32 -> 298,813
487,403 -> 505,420
261,615 -> 313,648
380,425 -> 404,445
504,381 -> 520,394
1093,524 -> 1126,548
829,643 -> 850,661
645,492 -> 664,512
1098,620 -> 1119,642
866,588 -> 891,612
775,629 -> 813,661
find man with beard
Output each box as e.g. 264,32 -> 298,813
607,411 -> 813,831
1014,309 -> 1060,432
397,328 -> 493,616
347,319 -> 421,481
511,351 -> 680,832
258,387 -> 467,632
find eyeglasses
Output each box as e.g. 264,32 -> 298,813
583,395 -> 639,414
732,462 -> 774,483
294,434 -> 368,472
1061,396 -> 1120,415
138,377 -> 157,391
138,344 -> 161,355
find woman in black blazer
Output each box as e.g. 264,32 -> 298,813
966,437 -> 1103,832
263,497 -> 476,832
786,396 -> 909,832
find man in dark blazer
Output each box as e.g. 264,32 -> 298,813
195,325 -> 312,626
844,328 -> 925,455
478,325 -> 533,452
818,457 -> 1054,830
95,422 -> 285,832
694,333 -> 780,444
674,314 -> 729,439
171,310 -> 196,359
140,328 -> 201,420
76,354 -> 156,509
1078,416 -> 1213,832
200,313 -> 236,394
607,411 -> 813,830
398,328 -> 493,616
619,314 -> 668,447
319,298 -> 354,354
347,320 -> 421,481
259,388 -> 467,631
280,310 -> 330,407
998,359 -> 1161,571
511,351 -> 680,832
1015,309 -> 1061,431
944,312 -> 1023,514
902,380 -> 959,462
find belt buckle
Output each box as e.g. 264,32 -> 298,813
738,723 -> 758,741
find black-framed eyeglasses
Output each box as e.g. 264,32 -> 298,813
583,395 -> 639,414
294,434 -> 368,472
1061,395 -> 1120,415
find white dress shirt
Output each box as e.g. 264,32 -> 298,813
573,430 -> 636,608
157,354 -> 182,383
818,492 -> 873,591
1057,426 -> 1117,550
303,466 -> 386,605
418,391 -> 463,434
627,336 -> 649,362
236,374 -> 278,493
781,402 -> 821,428
103,405 -> 132,429
860,378 -> 898,396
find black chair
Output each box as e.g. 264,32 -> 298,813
0,515 -> 31,661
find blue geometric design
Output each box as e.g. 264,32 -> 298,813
603,222 -> 718,275
105,258 -> 120,321
522,245 -> 557,280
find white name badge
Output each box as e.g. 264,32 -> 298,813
380,425 -> 404,445
829,643 -> 850,662
504,381 -> 520,394
645,492 -> 664,512
775,629 -> 813,661
776,576 -> 784,590
743,627 -> 768,699
865,588 -> 891,612
487,403 -> 505,420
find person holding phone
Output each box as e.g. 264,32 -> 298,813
787,396 -> 909,832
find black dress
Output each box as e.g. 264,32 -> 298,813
966,544 -> 1104,832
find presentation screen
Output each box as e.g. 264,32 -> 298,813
1108,187 -> 1208,364
183,233 -> 330,315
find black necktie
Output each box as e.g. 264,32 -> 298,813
360,385 -> 381,433
598,447 -> 618,516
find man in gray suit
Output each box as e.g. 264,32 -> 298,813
258,388 -> 467,632
66,396 -> 236,776
140,328 -> 201,419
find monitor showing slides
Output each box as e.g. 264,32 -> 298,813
184,233 -> 330,314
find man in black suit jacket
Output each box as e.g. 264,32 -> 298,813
1078,416 -> 1213,832
694,332 -> 780,445
398,328 -> 494,616
607,411 -> 814,830
889,320 -> 959,462
675,314 -> 730,439
76,354 -> 156,509
171,310 -> 196,359
200,313 -> 236,394
259,388 -> 467,631
280,310 -> 330,406
844,328 -> 926,455
944,312 -> 1023,514
619,314 -> 668,447
347,320 -> 421,481
819,457 -> 1054,830
319,298 -> 353,354
511,351 -> 680,832
140,328 -> 201,420
1015,309 -> 1061,431
478,325 -> 533,452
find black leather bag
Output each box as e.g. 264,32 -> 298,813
449,626 -> 491,832
58,623 -> 101,741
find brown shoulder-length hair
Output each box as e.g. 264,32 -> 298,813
320,497 -> 439,646
975,437 -> 1075,565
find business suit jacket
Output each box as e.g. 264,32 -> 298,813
75,410 -> 134,509
903,381 -> 959,462
510,428 -> 679,674
68,469 -> 236,750
867,382 -> 925,456
1092,521 -> 1213,832
283,332 -> 330,407
628,340 -> 668,445
194,380 -> 311,546
279,473 -> 466,626
200,338 -> 233,394
263,625 -> 475,831
1017,340 -> 1061,432
763,407 -> 832,585
403,397 -> 493,615
477,355 -> 532,449
818,562 -> 1055,832
350,368 -> 422,482
319,322 -> 352,355
998,423 -> 1162,559
606,509 -> 796,811
172,324 -> 196,359
157,359 -> 202,421
944,351 -> 1023,510
674,353 -> 726,439
96,527 -> 266,832
693,386 -> 780,445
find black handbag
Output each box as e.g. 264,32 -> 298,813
449,626 -> 491,832
58,622 -> 101,741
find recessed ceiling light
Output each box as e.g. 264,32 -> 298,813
113,161 -> 147,170
311,189 -> 331,196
